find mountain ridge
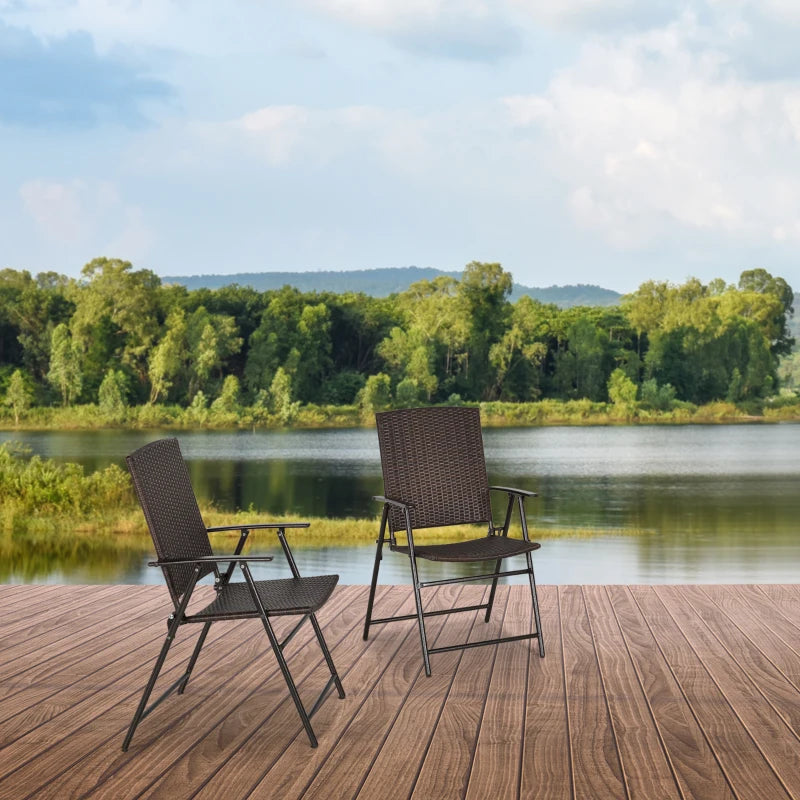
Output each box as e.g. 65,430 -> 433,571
161,266 -> 622,308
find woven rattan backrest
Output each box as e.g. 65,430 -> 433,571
375,406 -> 492,531
126,438 -> 214,602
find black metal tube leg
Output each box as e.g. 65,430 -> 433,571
364,513 -> 387,641
525,550 -> 545,657
123,621 -> 178,751
179,620 -> 211,694
309,613 -> 345,699
408,555 -> 431,676
241,564 -> 318,747
484,558 -> 503,623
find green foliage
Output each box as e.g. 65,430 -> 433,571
0,260 -> 794,419
607,368 -> 638,416
47,323 -> 82,406
98,369 -> 128,418
395,377 -> 420,407
0,443 -> 133,518
3,369 -> 33,425
639,379 -> 676,411
358,373 -> 391,416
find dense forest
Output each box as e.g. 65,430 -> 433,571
0,258 -> 795,424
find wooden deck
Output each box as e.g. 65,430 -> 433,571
1,583 -> 800,799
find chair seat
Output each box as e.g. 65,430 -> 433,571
191,574 -> 339,620
391,536 -> 541,563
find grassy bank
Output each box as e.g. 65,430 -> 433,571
3,397 -> 800,432
1,443 -> 646,581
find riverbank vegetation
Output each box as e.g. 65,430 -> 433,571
1,260 -> 797,429
0,443 -> 647,580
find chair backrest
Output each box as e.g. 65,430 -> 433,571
126,438 -> 214,602
375,406 -> 492,531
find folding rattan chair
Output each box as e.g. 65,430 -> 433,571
122,437 -> 344,751
363,406 -> 544,675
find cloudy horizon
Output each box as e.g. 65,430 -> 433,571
3,0 -> 800,294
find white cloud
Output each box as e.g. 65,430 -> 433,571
231,104 -> 435,174
503,15 -> 800,249
308,0 -> 521,59
19,177 -> 154,257
19,179 -> 91,242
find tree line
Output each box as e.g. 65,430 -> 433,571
0,258 -> 794,421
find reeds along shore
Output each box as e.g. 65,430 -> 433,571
2,396 -> 800,432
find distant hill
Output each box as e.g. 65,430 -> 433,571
161,267 -> 621,308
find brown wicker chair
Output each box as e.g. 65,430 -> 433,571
122,437 -> 344,751
363,406 -> 544,675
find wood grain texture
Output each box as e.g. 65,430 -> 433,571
1,584 -> 799,800
559,585 -> 626,799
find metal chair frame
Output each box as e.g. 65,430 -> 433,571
123,439 -> 344,752
363,407 -> 545,676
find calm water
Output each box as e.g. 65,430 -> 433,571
3,424 -> 800,585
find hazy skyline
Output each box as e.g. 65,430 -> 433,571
3,0 -> 800,293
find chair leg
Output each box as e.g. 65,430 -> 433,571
363,522 -> 386,641
122,618 -> 180,751
178,620 -> 211,694
484,558 -> 503,623
309,613 -> 345,699
241,563 -> 319,747
408,555 -> 432,677
525,550 -> 545,658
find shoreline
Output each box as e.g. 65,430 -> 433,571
2,398 -> 800,432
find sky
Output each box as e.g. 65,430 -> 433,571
2,1 -> 800,294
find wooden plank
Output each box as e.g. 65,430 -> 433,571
0,585 -> 127,647
138,586 -> 400,800
559,584 -> 627,799
410,587 -> 511,799
290,585 -> 481,800
632,586 -> 791,800
323,585 -> 478,800
0,584 -> 73,615
0,587 -> 168,679
188,585 -> 424,800
464,584 -> 531,800
0,593 -> 171,725
756,585 -> 800,624
520,584 -> 571,800
719,586 -> 800,682
583,585 -> 682,800
606,586 -> 735,800
22,587 -> 358,800
659,585 -> 800,797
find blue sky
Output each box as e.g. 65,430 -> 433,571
2,0 -> 800,293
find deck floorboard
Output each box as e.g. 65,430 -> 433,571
1,584 -> 798,800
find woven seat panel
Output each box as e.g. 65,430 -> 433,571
192,574 -> 339,619
391,535 -> 540,563
376,407 -> 492,531
126,438 -> 214,601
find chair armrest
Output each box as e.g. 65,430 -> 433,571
490,486 -> 538,498
206,522 -> 309,532
373,495 -> 415,510
148,555 -> 274,567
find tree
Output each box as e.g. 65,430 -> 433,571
148,309 -> 187,403
211,375 -> 241,415
607,368 -> 638,416
47,323 -> 82,406
98,369 -> 128,417
69,258 -> 161,396
358,373 -> 391,417
457,262 -> 513,399
3,369 -> 33,424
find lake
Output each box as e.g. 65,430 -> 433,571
2,424 -> 799,585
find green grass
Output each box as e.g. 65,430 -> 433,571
3,397 -> 800,432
